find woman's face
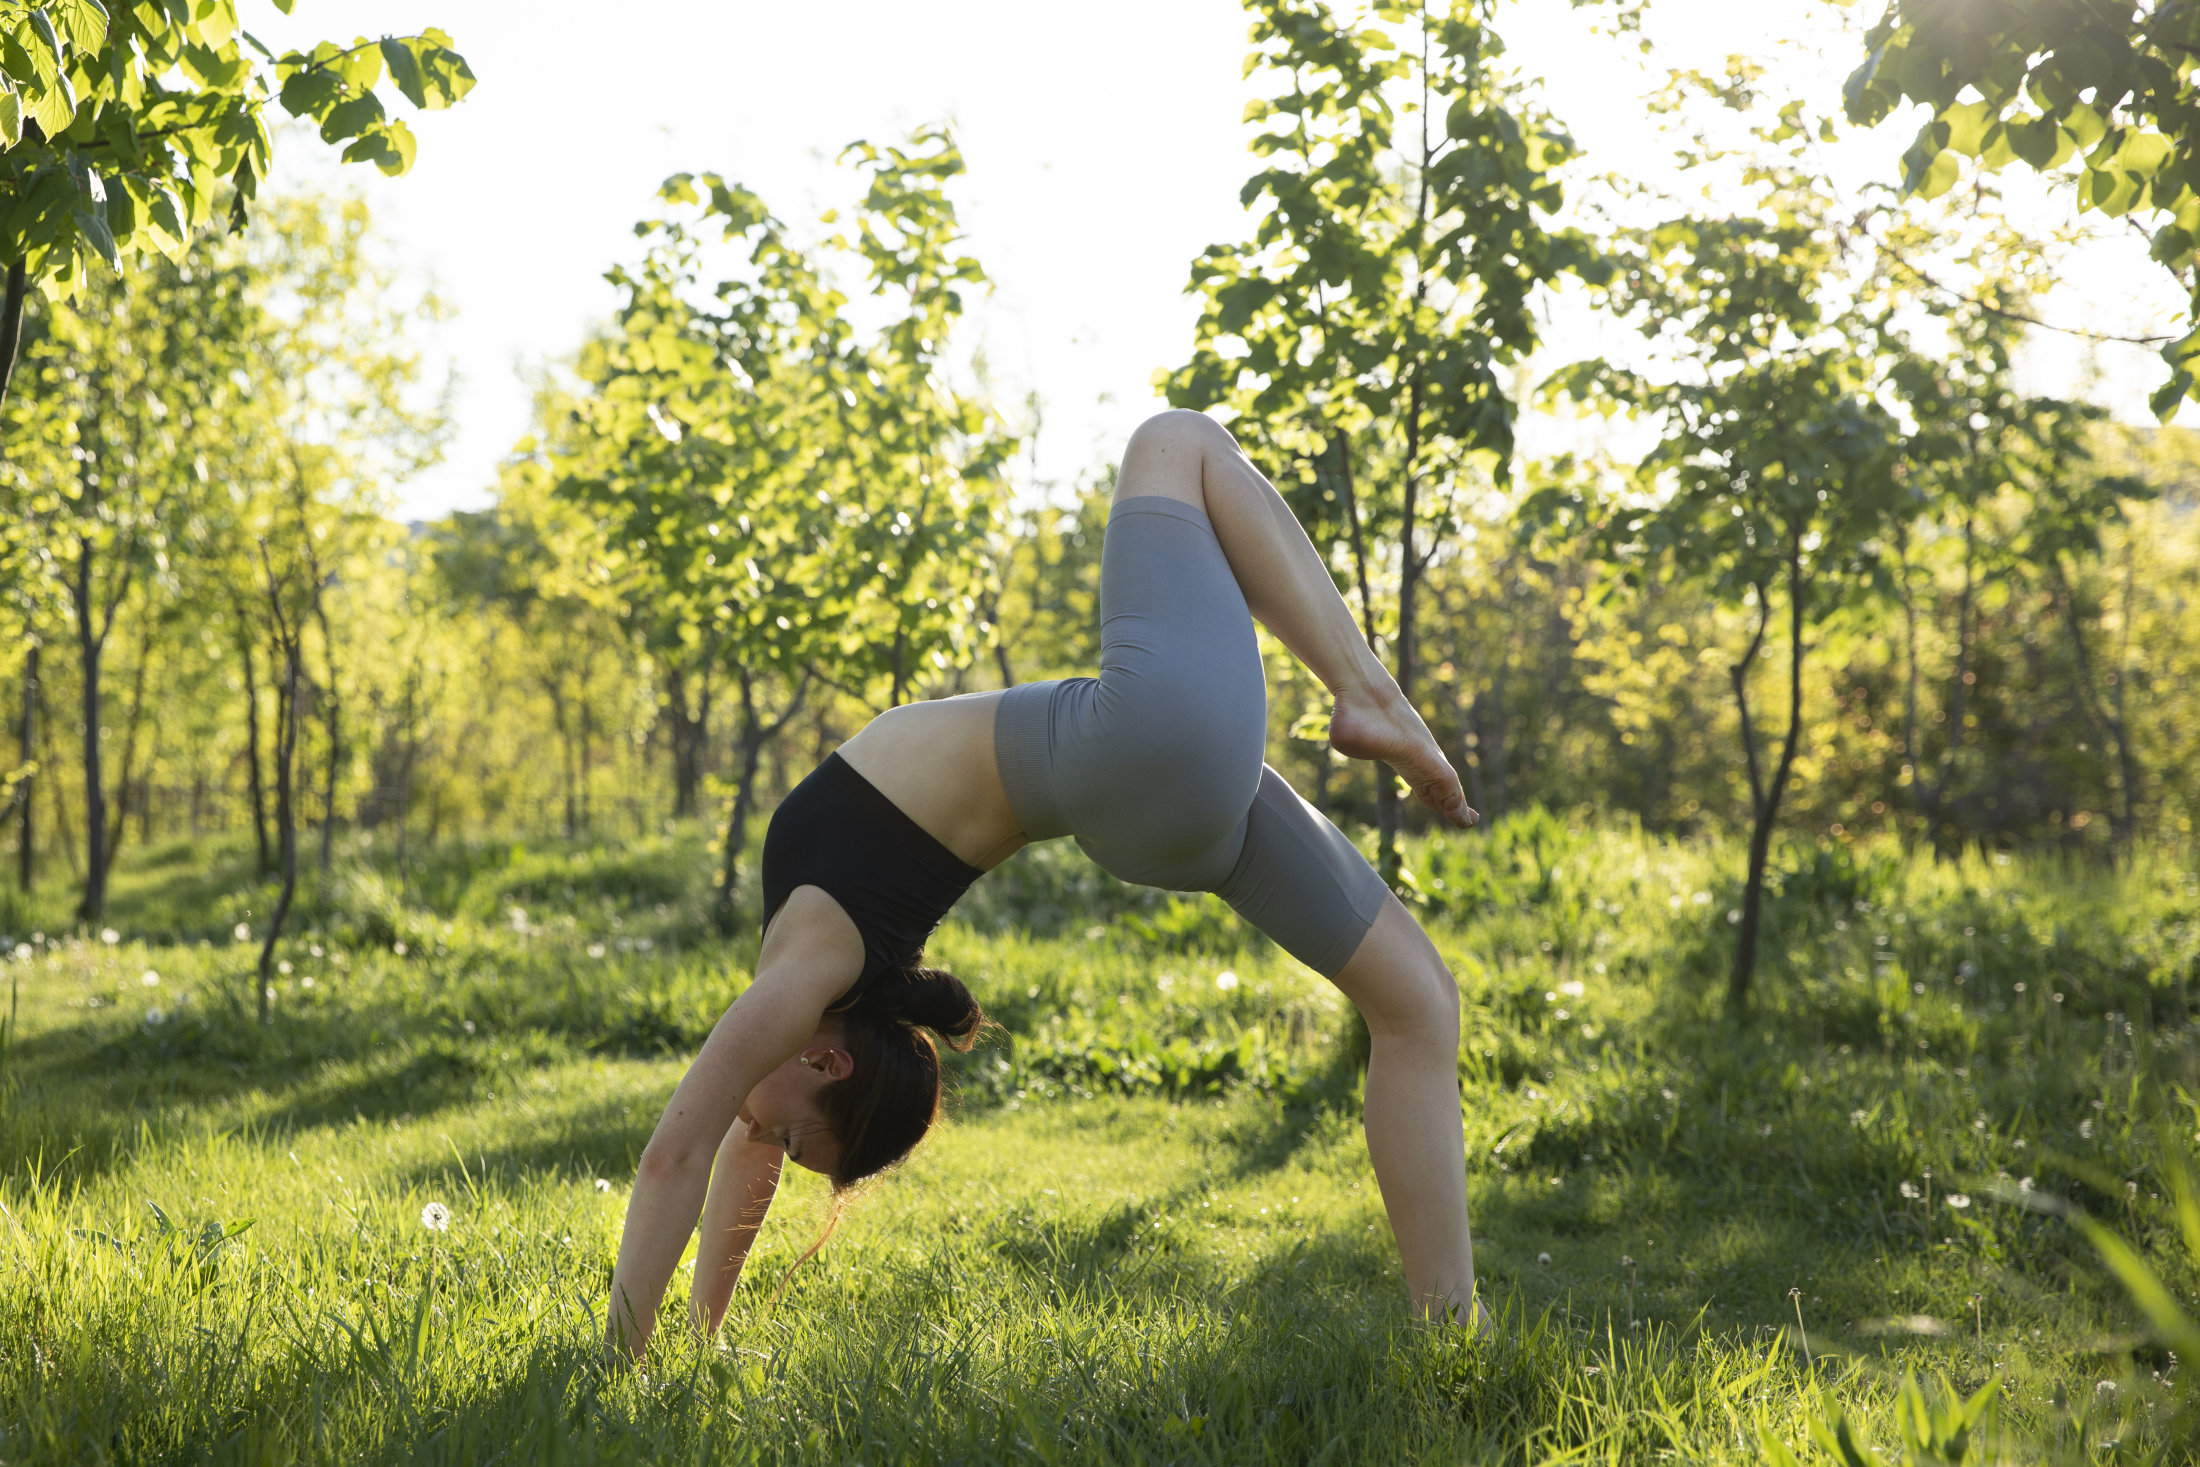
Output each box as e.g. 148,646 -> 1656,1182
737,1027 -> 847,1178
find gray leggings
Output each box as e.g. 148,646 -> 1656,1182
994,496 -> 1388,977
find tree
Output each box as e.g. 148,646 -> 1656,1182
1540,79 -> 1908,1012
0,1 -> 474,405
5,239 -> 254,919
1842,0 -> 2200,417
554,128 -> 1012,931
1161,0 -> 1602,885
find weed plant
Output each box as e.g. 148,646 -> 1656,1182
0,817 -> 2194,1463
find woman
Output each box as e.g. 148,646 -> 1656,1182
606,410 -> 1481,1354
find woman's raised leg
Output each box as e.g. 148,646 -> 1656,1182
1115,408 -> 1481,1322
1113,410 -> 1475,831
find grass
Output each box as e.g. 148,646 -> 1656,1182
0,818 -> 2194,1463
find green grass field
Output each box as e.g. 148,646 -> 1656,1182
1,820 -> 2194,1464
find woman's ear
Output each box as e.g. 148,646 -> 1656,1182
807,1046 -> 855,1081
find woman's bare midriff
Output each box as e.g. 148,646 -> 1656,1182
834,691 -> 1029,871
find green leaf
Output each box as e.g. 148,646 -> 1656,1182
29,70 -> 75,137
1916,148 -> 1959,200
379,36 -> 425,109
191,0 -> 235,50
2077,1216 -> 2200,1360
2004,114 -> 2061,168
341,116 -> 415,177
1978,121 -> 2015,170
56,0 -> 108,56
2114,130 -> 2173,180
316,90 -> 386,144
1938,99 -> 1988,156
73,206 -> 116,267
278,67 -> 342,119
2061,102 -> 2106,151
2149,371 -> 2191,423
1445,93 -> 1480,141
391,29 -> 474,110
26,11 -> 63,76
0,87 -> 18,148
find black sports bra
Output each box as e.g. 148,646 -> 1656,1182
759,753 -> 985,1005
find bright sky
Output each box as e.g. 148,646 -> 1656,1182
253,1 -> 2178,521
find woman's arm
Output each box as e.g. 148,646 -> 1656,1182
604,890 -> 862,1358
688,1123 -> 784,1335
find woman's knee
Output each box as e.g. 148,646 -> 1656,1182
1124,409 -> 1235,469
1337,904 -> 1461,1046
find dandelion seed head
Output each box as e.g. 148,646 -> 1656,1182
587,943 -> 606,959
1537,1251 -> 1552,1267
1214,970 -> 1239,991
277,960 -> 293,975
100,928 -> 119,945
1899,1181 -> 1921,1200
420,1202 -> 451,1233
145,1007 -> 165,1026
595,1179 -> 611,1192
233,923 -> 250,942
140,970 -> 160,988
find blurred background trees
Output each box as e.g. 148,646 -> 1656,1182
2,4 -> 2197,1020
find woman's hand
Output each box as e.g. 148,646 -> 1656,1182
688,1125 -> 785,1336
603,891 -> 862,1359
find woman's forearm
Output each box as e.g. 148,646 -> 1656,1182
689,1129 -> 784,1334
606,1148 -> 716,1356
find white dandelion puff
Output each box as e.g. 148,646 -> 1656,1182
1946,1194 -> 1971,1210
141,970 -> 160,987
1214,970 -> 1239,991
420,1202 -> 451,1233
1899,1181 -> 1921,1200
595,1179 -> 611,1193
100,928 -> 119,945
233,923 -> 251,942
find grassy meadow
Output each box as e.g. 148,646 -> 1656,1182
1,817 -> 2196,1464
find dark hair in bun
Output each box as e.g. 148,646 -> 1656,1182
817,964 -> 985,1191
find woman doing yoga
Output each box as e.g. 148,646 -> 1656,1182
606,410 -> 1481,1355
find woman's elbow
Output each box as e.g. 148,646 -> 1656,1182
636,1135 -> 711,1185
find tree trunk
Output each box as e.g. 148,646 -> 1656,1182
1899,517 -> 1973,861
1728,557 -> 1809,1015
311,595 -> 342,876
259,638 -> 300,1026
256,545 -> 302,1027
1329,434 -> 1388,859
0,260 -> 25,409
74,536 -> 108,924
16,642 -> 35,892
2053,556 -> 2141,862
716,669 -> 809,935
237,613 -> 272,876
1381,381 -> 1427,888
100,632 -> 152,883
543,674 -> 577,839
668,661 -> 711,821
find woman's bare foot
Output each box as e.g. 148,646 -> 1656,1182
1329,686 -> 1478,829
